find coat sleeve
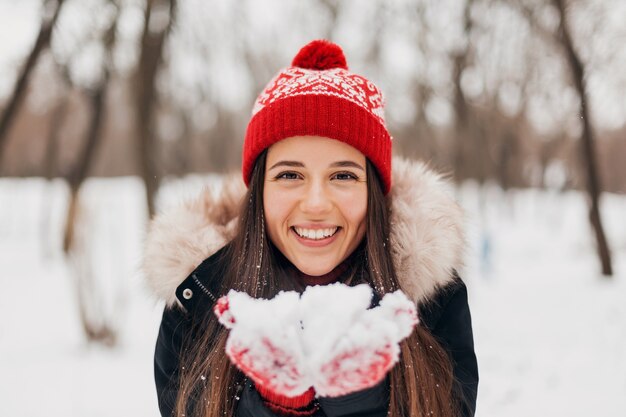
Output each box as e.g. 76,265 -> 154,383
235,381 -> 282,417
235,379 -> 388,417
154,304 -> 191,417
421,277 -> 479,417
316,379 -> 389,417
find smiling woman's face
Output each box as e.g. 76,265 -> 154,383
263,135 -> 368,276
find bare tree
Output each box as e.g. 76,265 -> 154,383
0,0 -> 66,170
39,69 -> 71,259
62,0 -> 123,345
552,0 -> 612,276
62,80 -> 109,252
134,0 -> 177,217
63,2 -> 119,253
503,0 -> 613,275
451,0 -> 476,181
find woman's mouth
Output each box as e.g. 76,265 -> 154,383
292,226 -> 339,240
290,226 -> 341,247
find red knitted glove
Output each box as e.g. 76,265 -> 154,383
300,284 -> 418,398
214,290 -> 313,401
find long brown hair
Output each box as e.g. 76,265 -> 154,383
175,150 -> 457,416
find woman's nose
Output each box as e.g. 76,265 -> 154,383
300,180 -> 333,214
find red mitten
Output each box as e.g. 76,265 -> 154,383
214,290 -> 313,400
300,284 -> 418,398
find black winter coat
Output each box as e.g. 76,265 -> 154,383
144,158 -> 479,417
154,248 -> 478,417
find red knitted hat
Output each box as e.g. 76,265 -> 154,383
242,39 -> 392,194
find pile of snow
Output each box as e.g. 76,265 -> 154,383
217,283 -> 416,397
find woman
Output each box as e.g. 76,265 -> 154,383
144,40 -> 478,417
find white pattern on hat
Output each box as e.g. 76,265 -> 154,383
252,67 -> 386,127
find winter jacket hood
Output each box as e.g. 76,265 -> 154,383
142,157 -> 466,307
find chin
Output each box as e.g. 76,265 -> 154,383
293,261 -> 335,277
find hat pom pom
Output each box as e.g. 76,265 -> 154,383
292,39 -> 348,70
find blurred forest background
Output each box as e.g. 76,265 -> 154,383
1,1 -> 626,414
2,0 -> 624,278
2,0 -> 625,190
1,0 -> 625,340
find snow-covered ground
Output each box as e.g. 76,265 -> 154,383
0,177 -> 624,416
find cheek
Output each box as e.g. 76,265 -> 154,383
337,189 -> 367,229
263,186 -> 293,237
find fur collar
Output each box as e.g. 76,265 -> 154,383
142,157 -> 465,307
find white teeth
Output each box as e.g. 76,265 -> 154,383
294,226 -> 338,240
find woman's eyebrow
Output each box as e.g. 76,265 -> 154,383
268,160 -> 365,171
329,161 -> 365,171
268,160 -> 305,170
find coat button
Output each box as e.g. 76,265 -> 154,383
182,288 -> 193,299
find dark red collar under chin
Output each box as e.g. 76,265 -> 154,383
293,260 -> 351,286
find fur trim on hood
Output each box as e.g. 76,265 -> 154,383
142,157 -> 465,307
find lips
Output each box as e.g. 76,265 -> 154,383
290,226 -> 342,247
292,226 -> 340,240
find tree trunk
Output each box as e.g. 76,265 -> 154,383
63,81 -> 108,252
44,93 -> 70,179
451,0 -> 474,182
0,0 -> 65,170
63,1 -> 118,253
40,92 -> 70,258
63,2 -> 123,347
134,0 -> 177,217
554,0 -> 612,276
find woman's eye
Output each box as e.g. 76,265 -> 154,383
332,171 -> 359,181
275,171 -> 300,180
